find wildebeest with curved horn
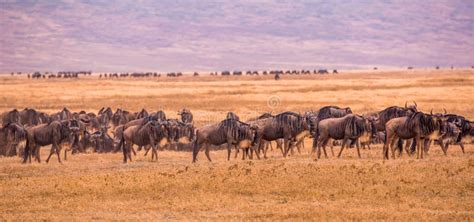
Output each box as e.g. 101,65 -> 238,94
112,108 -> 135,129
136,108 -> 149,119
117,120 -> 169,163
374,103 -> 418,132
23,119 -> 80,163
226,112 -> 240,121
312,114 -> 373,159
192,118 -> 259,162
383,111 -> 445,160
443,113 -> 472,152
149,110 -> 167,122
1,109 -> 21,127
178,108 -> 193,124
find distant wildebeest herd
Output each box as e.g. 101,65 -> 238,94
0,102 -> 473,164
14,69 -> 338,79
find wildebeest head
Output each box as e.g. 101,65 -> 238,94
98,107 -> 113,119
226,112 -> 239,120
2,109 -> 21,126
150,121 -> 170,143
150,110 -> 167,121
404,101 -> 418,113
136,108 -> 149,119
250,125 -> 260,146
177,108 -> 193,124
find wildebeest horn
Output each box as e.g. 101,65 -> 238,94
413,101 -> 417,107
430,109 -> 433,115
443,108 -> 447,114
405,101 -> 407,108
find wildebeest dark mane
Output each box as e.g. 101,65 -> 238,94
274,112 -> 306,133
317,106 -> 352,121
378,106 -> 408,124
218,118 -> 254,142
345,115 -> 365,137
404,112 -> 437,136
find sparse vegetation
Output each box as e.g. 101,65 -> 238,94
0,70 -> 473,220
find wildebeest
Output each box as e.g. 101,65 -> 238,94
312,114 -> 372,159
118,120 -> 169,163
383,111 -> 446,160
19,108 -> 43,126
112,108 -> 136,129
374,102 -> 418,132
0,122 -> 26,156
1,109 -> 21,127
444,113 -> 472,152
90,127 -> 116,153
192,118 -> 259,162
255,112 -> 310,158
23,119 -> 80,163
178,108 -> 193,124
436,122 -> 462,153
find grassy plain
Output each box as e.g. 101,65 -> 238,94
0,69 -> 473,220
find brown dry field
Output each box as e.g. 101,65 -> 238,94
0,69 -> 473,220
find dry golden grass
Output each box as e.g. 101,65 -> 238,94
0,69 -> 473,220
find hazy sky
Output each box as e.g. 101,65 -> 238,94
0,0 -> 473,72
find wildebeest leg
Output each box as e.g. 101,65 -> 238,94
328,139 -> 335,157
234,147 -> 239,159
151,142 -> 158,161
355,139 -> 361,158
262,142 -> 268,159
64,146 -> 68,161
137,146 -> 142,152
416,137 -> 422,159
55,144 -> 62,163
337,138 -> 348,158
444,143 -> 450,153
424,139 -> 431,154
46,144 -> 57,163
367,144 -> 371,150
192,141 -> 201,163
459,143 -> 465,154
318,138 -> 329,159
144,147 -> 150,156
283,138 -> 291,157
402,139 -> 412,157
22,140 -> 30,164
204,144 -> 212,162
437,139 -> 447,156
35,145 -> 42,163
252,145 -> 260,160
226,143 -> 232,161
131,146 -> 137,156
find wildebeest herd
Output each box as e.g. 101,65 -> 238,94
0,102 -> 473,164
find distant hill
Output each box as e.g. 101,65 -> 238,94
0,0 -> 473,72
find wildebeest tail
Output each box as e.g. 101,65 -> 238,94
22,137 -> 30,164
